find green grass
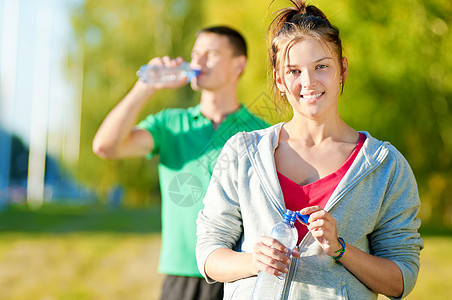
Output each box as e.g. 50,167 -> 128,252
0,205 -> 451,299
0,204 -> 161,233
408,236 -> 452,300
0,204 -> 164,300
0,232 -> 164,300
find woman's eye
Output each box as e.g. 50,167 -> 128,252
287,69 -> 300,75
316,64 -> 327,70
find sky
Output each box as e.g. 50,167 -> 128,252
0,0 -> 84,203
0,0 -> 82,162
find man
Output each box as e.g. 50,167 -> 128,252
92,26 -> 269,300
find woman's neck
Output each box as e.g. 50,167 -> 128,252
284,114 -> 357,146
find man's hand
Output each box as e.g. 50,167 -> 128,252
141,56 -> 189,90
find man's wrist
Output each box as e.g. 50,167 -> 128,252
133,80 -> 157,98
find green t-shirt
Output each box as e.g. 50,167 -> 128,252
137,104 -> 269,277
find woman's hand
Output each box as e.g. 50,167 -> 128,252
252,236 -> 300,276
300,206 -> 342,257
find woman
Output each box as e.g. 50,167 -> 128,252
196,1 -> 423,299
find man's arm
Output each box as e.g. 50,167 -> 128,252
93,81 -> 156,159
93,56 -> 187,159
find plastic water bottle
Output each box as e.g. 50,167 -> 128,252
136,62 -> 200,85
251,209 -> 298,300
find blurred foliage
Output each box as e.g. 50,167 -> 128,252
70,0 -> 204,206
69,0 -> 451,225
318,0 -> 452,226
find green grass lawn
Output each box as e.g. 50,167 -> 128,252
0,205 -> 450,299
0,232 -> 164,300
408,236 -> 452,300
0,205 -> 164,300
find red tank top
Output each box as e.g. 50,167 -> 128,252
277,133 -> 366,243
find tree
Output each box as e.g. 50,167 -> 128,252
201,0 -> 452,226
70,0 -> 452,225
70,0 -> 204,206
329,0 -> 452,226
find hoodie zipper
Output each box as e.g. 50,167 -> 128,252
279,236 -> 309,299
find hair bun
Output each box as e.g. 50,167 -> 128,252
294,0 -> 307,14
284,1 -> 329,23
305,5 -> 329,21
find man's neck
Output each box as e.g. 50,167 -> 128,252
200,89 -> 241,125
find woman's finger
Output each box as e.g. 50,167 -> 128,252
252,237 -> 293,275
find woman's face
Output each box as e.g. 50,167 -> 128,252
275,36 -> 348,120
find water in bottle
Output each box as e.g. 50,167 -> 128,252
136,62 -> 200,85
251,209 -> 298,300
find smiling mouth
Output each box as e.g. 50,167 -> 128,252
301,92 -> 324,100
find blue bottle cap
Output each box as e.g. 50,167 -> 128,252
296,211 -> 310,224
187,69 -> 201,82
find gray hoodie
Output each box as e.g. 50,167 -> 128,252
196,123 -> 423,299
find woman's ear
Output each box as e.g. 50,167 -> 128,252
274,68 -> 285,93
341,57 -> 349,83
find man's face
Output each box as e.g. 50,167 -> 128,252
190,33 -> 245,92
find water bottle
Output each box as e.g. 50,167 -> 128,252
251,209 -> 298,300
136,62 -> 200,85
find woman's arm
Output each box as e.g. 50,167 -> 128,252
337,243 -> 403,297
301,206 -> 403,298
204,237 -> 301,283
204,248 -> 255,282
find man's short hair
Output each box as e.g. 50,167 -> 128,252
197,26 -> 247,58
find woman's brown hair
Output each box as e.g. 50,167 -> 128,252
267,0 -> 344,116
